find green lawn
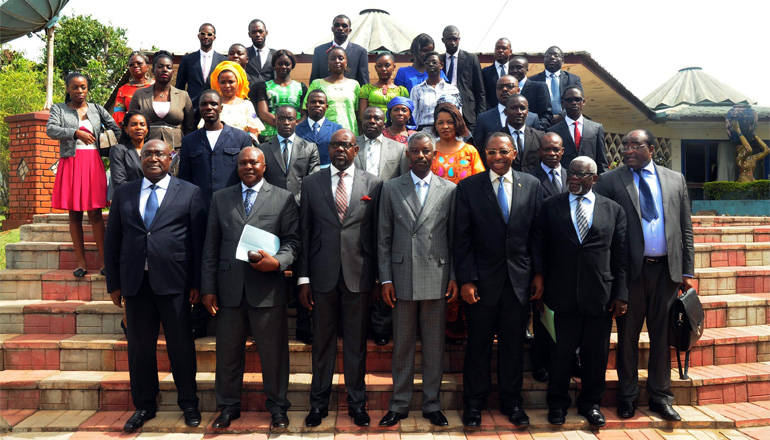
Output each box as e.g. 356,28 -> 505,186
0,215 -> 21,270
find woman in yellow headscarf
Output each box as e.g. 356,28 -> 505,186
200,60 -> 264,144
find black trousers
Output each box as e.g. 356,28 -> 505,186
125,273 -> 198,411
547,310 -> 612,411
530,303 -> 554,371
463,279 -> 528,409
370,296 -> 392,337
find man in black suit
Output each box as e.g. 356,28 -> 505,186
245,19 -> 276,85
529,46 -> 582,123
201,147 -> 299,429
454,132 -> 544,428
503,94 -> 544,173
440,25 -> 486,130
298,129 -> 382,428
309,15 -> 369,86
594,129 -> 694,422
509,56 -> 552,128
530,133 -> 568,199
538,156 -> 628,427
546,86 -> 609,174
105,140 -> 206,432
481,38 -> 512,109
176,23 -> 227,119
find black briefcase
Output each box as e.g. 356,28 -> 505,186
668,286 -> 704,379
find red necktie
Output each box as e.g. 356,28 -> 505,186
573,121 -> 582,152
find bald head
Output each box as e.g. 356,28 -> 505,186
329,129 -> 358,170
141,139 -> 172,183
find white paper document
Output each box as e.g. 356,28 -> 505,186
235,225 -> 280,262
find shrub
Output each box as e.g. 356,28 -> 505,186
704,180 -> 770,200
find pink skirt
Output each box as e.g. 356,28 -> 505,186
52,149 -> 108,211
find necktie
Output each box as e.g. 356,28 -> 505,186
635,169 -> 659,222
366,139 -> 378,175
499,64 -> 506,79
573,121 -> 582,152
312,121 -> 320,135
497,176 -> 509,224
417,181 -> 427,206
244,188 -> 255,216
255,48 -> 262,69
550,73 -> 562,114
575,196 -> 588,242
513,130 -> 522,155
202,54 -> 211,80
551,169 -> 562,193
282,139 -> 290,171
144,184 -> 158,228
446,55 -> 455,84
335,171 -> 348,223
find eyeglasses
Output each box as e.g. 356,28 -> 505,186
562,97 -> 583,103
496,83 -> 518,90
424,60 -> 440,66
485,149 -> 513,157
566,170 -> 595,178
330,141 -> 356,150
620,144 -> 648,153
142,151 -> 169,160
198,32 -> 215,37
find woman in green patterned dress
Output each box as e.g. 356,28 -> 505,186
304,47 -> 361,135
357,52 -> 409,125
254,49 -> 308,142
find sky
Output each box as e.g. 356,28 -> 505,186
6,0 -> 770,106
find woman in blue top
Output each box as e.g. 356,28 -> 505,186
394,33 -> 449,93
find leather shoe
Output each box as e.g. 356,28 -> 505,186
348,407 -> 370,427
183,407 -> 201,428
272,412 -> 289,428
547,408 -> 566,425
578,408 -> 606,427
507,406 -> 530,427
532,367 -> 549,383
423,411 -> 448,426
305,408 -> 329,427
373,334 -> 390,346
212,410 -> 240,428
462,407 -> 481,427
296,331 -> 314,345
617,401 -> 636,419
123,409 -> 156,432
379,410 -> 406,426
649,402 -> 681,421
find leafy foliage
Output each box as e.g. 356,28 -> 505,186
704,180 -> 770,200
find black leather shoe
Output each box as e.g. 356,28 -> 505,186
618,401 -> 636,419
183,407 -> 201,427
296,331 -> 314,345
423,411 -> 448,426
379,410 -> 406,426
305,408 -> 329,427
578,408 -> 606,427
123,409 -> 156,432
507,406 -> 530,427
649,402 -> 681,421
462,407 -> 481,427
272,412 -> 289,428
212,410 -> 240,428
547,408 -> 566,425
348,407 -> 370,426
532,367 -> 549,383
373,334 -> 390,346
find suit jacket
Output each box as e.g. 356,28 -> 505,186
503,125 -> 545,173
201,181 -> 299,308
353,134 -> 409,181
472,106 -> 540,151
547,118 -> 609,174
261,136 -> 321,204
175,50 -> 227,107
378,173 -> 456,301
519,80 -> 553,128
128,85 -> 195,148
295,118 -> 344,166
481,63 -> 503,109
46,102 -> 120,158
310,41 -> 369,86
178,123 -> 252,207
528,69 -> 583,97
539,192 -> 628,316
109,143 -> 143,190
104,176 -> 207,296
440,50 -> 486,125
297,167 -> 382,293
594,164 -> 695,283
529,164 -> 568,199
245,47 -> 276,84
453,170 -> 544,305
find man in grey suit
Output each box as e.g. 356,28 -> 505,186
547,86 -> 608,174
377,132 -> 458,428
594,129 -> 694,422
298,129 -> 383,428
200,147 -> 300,429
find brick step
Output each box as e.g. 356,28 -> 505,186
694,226 -> 770,243
2,363 -> 770,411
701,294 -> 769,328
695,242 -> 770,268
19,223 -> 95,243
692,215 -> 770,227
4,242 -> 101,271
694,266 -> 770,295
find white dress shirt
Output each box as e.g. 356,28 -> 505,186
518,77 -> 528,89
241,179 -> 265,204
490,169 -> 513,215
506,125 -> 525,155
200,49 -> 214,80
445,51 -> 459,86
495,61 -> 507,78
564,114 -> 584,144
276,133 -> 296,166
541,162 -> 563,185
307,116 -> 326,131
251,45 -> 270,69
364,135 -> 383,175
633,161 -> 667,256
569,190 -> 595,242
497,103 -> 507,127
205,128 -> 222,150
411,170 -> 433,206
545,70 -> 562,100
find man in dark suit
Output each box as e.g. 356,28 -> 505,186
509,56 -> 552,128
245,19 -> 276,85
546,86 -> 609,174
104,139 -> 206,432
309,15 -> 369,86
503,94 -> 544,173
440,25 -> 486,130
538,156 -> 628,427
454,132 -> 544,428
594,129 -> 695,422
296,90 -> 344,168
530,133 -> 568,199
175,23 -> 227,119
298,129 -> 382,428
529,46 -> 582,121
201,147 -> 299,429
481,38 -> 512,109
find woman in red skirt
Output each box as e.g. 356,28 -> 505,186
47,73 -> 120,277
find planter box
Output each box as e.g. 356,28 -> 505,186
693,200 -> 770,216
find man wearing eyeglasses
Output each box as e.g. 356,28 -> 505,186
105,140 -> 207,432
309,15 -> 369,86
176,23 -> 227,121
528,46 -> 582,125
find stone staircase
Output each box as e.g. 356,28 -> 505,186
1,214 -> 770,436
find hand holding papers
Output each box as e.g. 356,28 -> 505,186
236,225 -> 280,262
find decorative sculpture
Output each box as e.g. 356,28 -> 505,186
726,104 -> 769,183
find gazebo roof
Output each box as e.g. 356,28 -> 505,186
304,9 -> 416,54
642,67 -> 755,110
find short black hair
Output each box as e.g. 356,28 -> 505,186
410,33 -> 435,58
333,14 -> 351,25
307,89 -> 327,100
199,23 -> 216,34
64,71 -> 90,88
562,85 -> 583,99
275,104 -> 297,117
200,89 -> 222,103
504,93 -> 528,108
375,52 -> 394,63
486,132 -> 515,149
247,19 -> 266,30
271,49 -> 296,68
152,50 -> 174,69
119,111 -> 150,144
635,129 -> 657,148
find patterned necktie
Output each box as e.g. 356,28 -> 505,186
244,188 -> 255,216
573,121 -> 582,152
551,169 -> 562,193
312,121 -> 320,135
550,73 -> 562,114
497,176 -> 509,224
335,171 -> 348,223
144,184 -> 158,228
576,196 -> 588,242
282,139 -> 290,171
366,139 -> 378,175
635,169 -> 659,222
499,64 -> 506,79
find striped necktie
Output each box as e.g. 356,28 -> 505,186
335,171 -> 348,223
576,196 -> 588,242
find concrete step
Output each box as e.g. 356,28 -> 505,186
694,266 -> 770,295
695,242 -> 770,268
19,223 -> 95,243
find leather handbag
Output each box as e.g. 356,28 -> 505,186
668,286 -> 704,379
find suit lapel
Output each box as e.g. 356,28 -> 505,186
557,122 -> 577,152
192,53 -> 204,84
232,184 -> 247,221
149,177 -> 180,230
506,172 -> 521,230
212,126 -> 231,153
320,168 -> 338,219
656,164 -> 670,222
344,169 -> 366,222
248,182 -> 271,221
397,175 -> 421,220
415,176 -> 445,231
620,166 -> 642,222
127,148 -> 142,173
268,139 -> 287,174
583,196 -> 604,243
131,181 -> 144,229
560,194 -> 580,244
480,172 -> 505,222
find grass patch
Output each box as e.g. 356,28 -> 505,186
0,227 -> 21,270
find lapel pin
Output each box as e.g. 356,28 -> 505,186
518,183 -> 522,187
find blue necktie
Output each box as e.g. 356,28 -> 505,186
635,169 -> 659,222
550,73 -> 562,114
244,189 -> 255,216
312,122 -> 320,135
497,176 -> 509,224
144,184 -> 158,228
446,55 -> 455,83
